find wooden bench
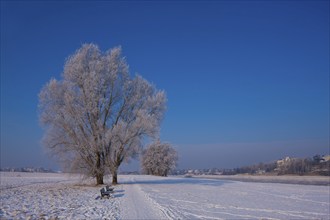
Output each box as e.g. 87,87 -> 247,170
100,188 -> 112,199
106,185 -> 114,192
100,185 -> 114,199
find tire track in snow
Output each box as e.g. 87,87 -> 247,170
138,186 -> 177,220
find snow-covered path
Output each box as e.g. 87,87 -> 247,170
117,176 -> 167,219
1,172 -> 329,219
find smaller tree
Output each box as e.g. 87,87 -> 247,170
141,141 -> 178,176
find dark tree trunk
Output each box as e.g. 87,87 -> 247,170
112,168 -> 118,185
96,173 -> 104,185
96,152 -> 104,185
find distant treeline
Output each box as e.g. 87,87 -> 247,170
0,167 -> 57,173
223,162 -> 277,175
225,155 -> 330,176
174,155 -> 330,176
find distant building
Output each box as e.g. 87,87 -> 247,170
255,169 -> 266,175
321,155 -> 330,163
276,157 -> 291,166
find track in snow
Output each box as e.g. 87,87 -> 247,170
133,175 -> 330,220
117,176 -> 168,219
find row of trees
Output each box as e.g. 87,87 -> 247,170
276,156 -> 329,176
229,162 -> 277,175
225,155 -> 329,176
39,44 -> 168,184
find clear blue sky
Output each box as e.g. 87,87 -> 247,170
1,1 -> 329,170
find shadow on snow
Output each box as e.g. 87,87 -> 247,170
120,176 -> 233,186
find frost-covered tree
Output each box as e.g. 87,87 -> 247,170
141,141 -> 178,176
39,44 -> 166,184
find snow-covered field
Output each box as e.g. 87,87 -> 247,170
191,174 -> 330,186
1,172 -> 329,219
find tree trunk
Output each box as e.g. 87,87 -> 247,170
96,173 -> 104,185
112,168 -> 118,185
96,152 -> 104,185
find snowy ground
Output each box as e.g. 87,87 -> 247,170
191,174 -> 330,186
1,172 -> 329,219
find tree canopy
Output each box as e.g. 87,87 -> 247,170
39,44 -> 167,184
141,141 -> 178,177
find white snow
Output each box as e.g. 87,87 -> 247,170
0,172 -> 119,219
191,174 -> 330,186
1,172 -> 329,219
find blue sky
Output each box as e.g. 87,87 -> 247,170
1,1 -> 329,170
